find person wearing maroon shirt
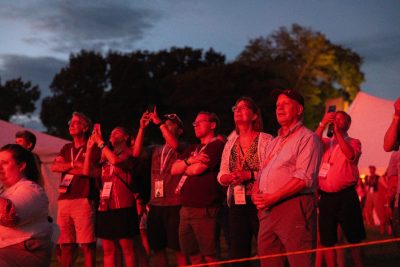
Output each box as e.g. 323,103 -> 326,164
132,107 -> 187,267
52,112 -> 100,267
171,111 -> 225,266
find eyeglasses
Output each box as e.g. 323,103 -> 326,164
232,105 -> 251,112
192,120 -> 210,127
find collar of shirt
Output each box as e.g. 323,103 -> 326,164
278,121 -> 303,138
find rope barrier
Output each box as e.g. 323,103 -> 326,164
181,237 -> 400,267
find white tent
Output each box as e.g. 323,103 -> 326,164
0,119 -> 68,219
347,92 -> 395,175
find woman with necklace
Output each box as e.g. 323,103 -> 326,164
218,97 -> 273,266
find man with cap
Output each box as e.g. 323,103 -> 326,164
132,107 -> 187,267
315,110 -> 365,267
252,89 -> 322,267
52,112 -> 101,267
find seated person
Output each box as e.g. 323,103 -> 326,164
0,144 -> 52,267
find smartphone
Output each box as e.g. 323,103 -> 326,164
147,104 -> 155,113
327,105 -> 336,113
326,105 -> 336,137
93,123 -> 101,134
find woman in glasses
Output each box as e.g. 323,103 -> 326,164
0,144 -> 52,267
84,126 -> 147,267
217,97 -> 272,266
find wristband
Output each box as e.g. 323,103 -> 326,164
98,143 -> 106,149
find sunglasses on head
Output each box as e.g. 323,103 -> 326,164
164,114 -> 183,126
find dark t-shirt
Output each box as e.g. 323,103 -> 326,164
57,142 -> 101,200
179,139 -> 225,208
149,143 -> 186,206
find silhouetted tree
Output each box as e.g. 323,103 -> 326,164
40,47 -> 226,139
237,24 -> 364,128
0,78 -> 40,120
164,62 -> 283,138
41,50 -> 107,137
40,25 -> 363,138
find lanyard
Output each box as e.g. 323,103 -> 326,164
108,150 -> 124,177
325,136 -> 350,164
160,145 -> 173,174
262,125 -> 301,168
236,132 -> 258,170
326,139 -> 338,164
70,147 -> 83,165
236,145 -> 246,170
193,137 -> 217,156
236,143 -> 253,171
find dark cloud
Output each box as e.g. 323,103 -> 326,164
1,1 -> 159,53
0,54 -> 67,100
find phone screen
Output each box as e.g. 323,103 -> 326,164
328,105 -> 336,113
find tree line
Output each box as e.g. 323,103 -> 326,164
0,24 -> 364,142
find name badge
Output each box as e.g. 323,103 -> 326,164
234,185 -> 246,205
101,182 -> 113,199
318,162 -> 331,179
369,187 -> 375,193
155,180 -> 164,198
59,174 -> 74,193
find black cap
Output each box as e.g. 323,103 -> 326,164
273,88 -> 304,107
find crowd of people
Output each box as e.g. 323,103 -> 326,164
0,90 -> 399,267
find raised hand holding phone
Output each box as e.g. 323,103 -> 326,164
326,105 -> 336,138
93,123 -> 101,134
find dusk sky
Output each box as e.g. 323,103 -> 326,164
0,0 -> 399,130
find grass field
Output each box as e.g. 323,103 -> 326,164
50,226 -> 400,266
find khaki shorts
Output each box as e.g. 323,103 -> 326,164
57,199 -> 96,244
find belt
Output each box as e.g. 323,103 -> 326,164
319,185 -> 355,195
269,192 -> 314,210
